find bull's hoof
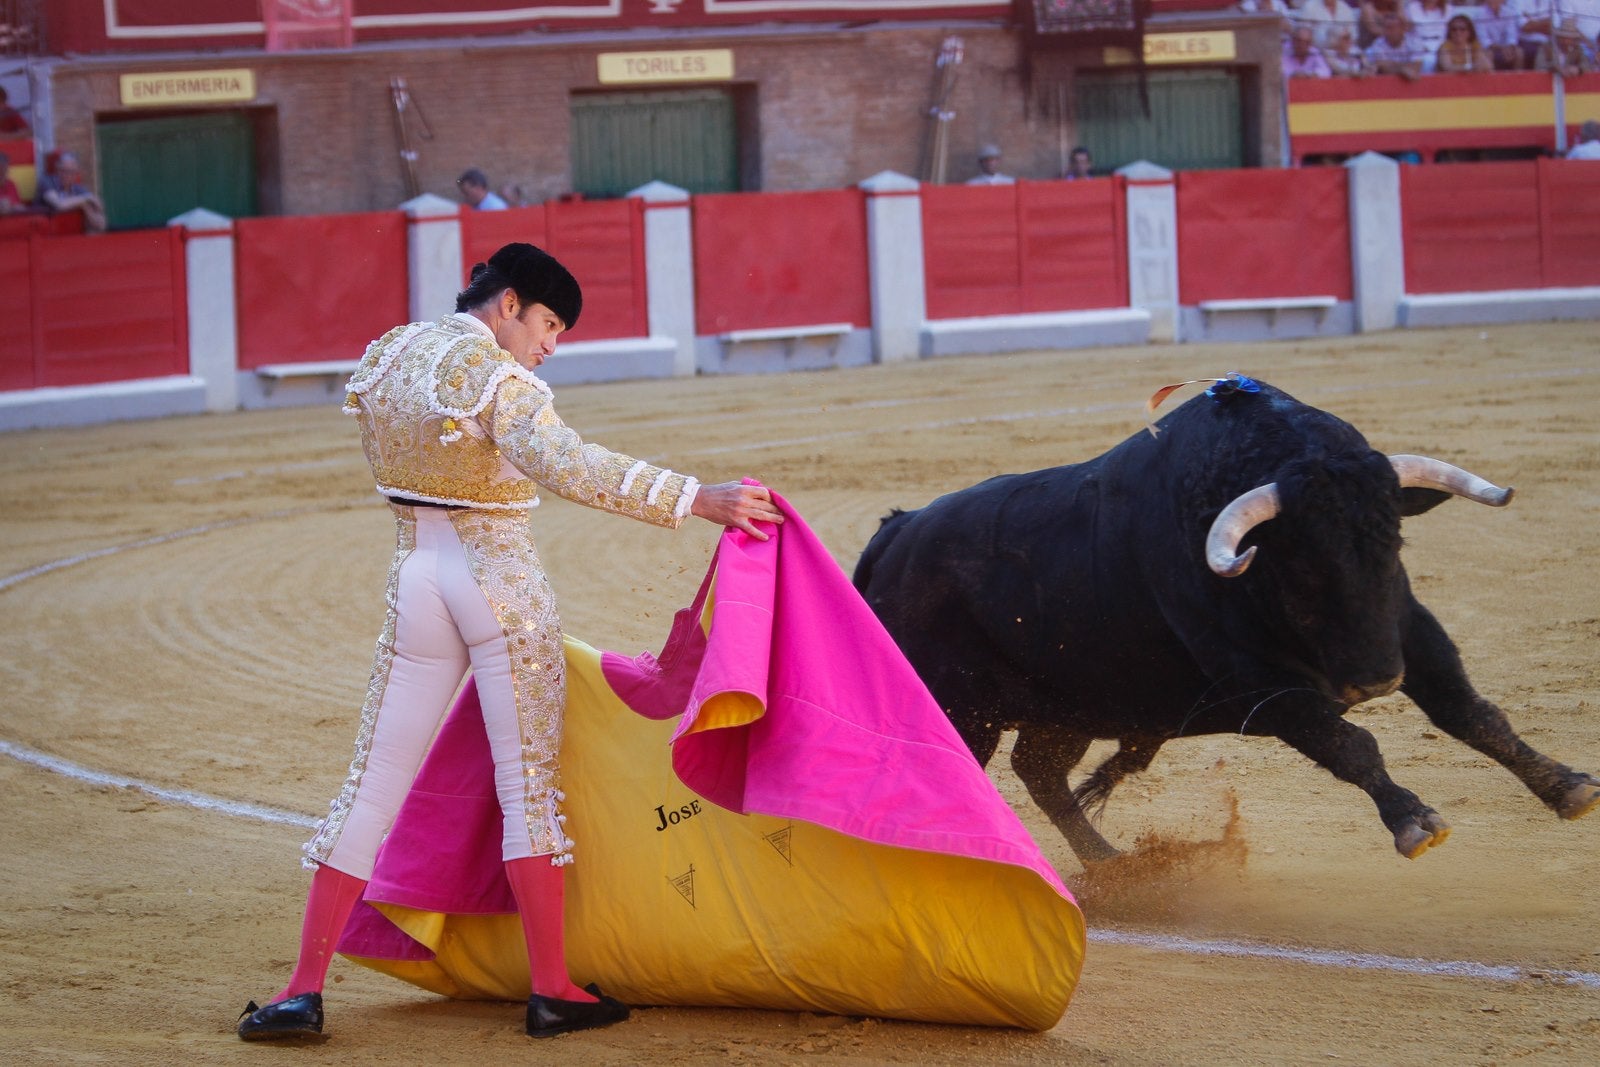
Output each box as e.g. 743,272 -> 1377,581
1557,775 -> 1600,821
1393,812 -> 1451,859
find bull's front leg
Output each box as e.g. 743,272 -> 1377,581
1010,723 -> 1118,864
1401,602 -> 1600,821
1274,713 -> 1451,858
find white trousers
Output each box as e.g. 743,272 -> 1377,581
312,506 -> 569,879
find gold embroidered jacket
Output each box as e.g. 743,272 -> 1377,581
344,316 -> 698,526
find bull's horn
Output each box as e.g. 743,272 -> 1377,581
1389,454 -> 1515,507
1206,483 -> 1280,577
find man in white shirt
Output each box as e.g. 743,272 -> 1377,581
966,144 -> 1015,185
1568,118 -> 1600,158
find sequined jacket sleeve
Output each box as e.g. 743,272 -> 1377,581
484,375 -> 699,528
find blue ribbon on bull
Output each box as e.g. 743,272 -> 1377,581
1144,373 -> 1260,438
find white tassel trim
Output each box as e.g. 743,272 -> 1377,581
620,460 -> 648,496
675,478 -> 701,521
345,322 -> 426,409
646,468 -> 675,506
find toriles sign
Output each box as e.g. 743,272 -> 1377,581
597,49 -> 734,83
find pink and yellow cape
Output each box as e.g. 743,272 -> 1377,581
337,492 -> 1085,1030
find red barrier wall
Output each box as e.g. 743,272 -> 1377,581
0,240 -> 31,390
922,179 -> 1127,320
692,189 -> 870,335
236,211 -> 407,369
1537,157 -> 1600,289
459,200 -> 645,341
0,229 -> 187,389
1402,162 -> 1541,294
1177,168 -> 1352,304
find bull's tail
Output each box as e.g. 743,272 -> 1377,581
852,508 -> 914,594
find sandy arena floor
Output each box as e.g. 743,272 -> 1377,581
1,322 -> 1596,1066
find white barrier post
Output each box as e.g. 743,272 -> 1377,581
403,193 -> 463,322
1118,161 -> 1180,344
860,170 -> 926,363
168,207 -> 239,413
629,180 -> 697,378
1345,151 -> 1404,334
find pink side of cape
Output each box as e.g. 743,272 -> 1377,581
602,490 -> 1072,896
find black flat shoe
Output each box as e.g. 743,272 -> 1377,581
525,983 -> 630,1038
237,992 -> 327,1042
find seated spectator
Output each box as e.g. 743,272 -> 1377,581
1405,0 -> 1453,68
1360,0 -> 1403,46
1285,24 -> 1336,76
0,86 -> 27,139
456,167 -> 508,210
1295,0 -> 1361,48
1569,117 -> 1600,157
1365,13 -> 1427,78
1063,145 -> 1095,180
1535,17 -> 1599,74
35,150 -> 105,233
1437,14 -> 1496,70
0,151 -> 24,213
1469,0 -> 1527,69
1327,26 -> 1374,73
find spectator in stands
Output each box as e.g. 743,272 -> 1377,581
457,167 -> 508,210
966,144 -> 1015,185
1296,0 -> 1361,48
1359,0 -> 1403,46
1535,17 -> 1599,73
35,150 -> 105,233
1567,117 -> 1600,157
1327,26 -> 1375,72
1285,24 -> 1337,75
1404,0 -> 1454,68
1063,145 -> 1094,180
1437,14 -> 1496,70
1472,0 -> 1528,69
1366,13 -> 1427,78
0,86 -> 28,139
0,151 -> 24,213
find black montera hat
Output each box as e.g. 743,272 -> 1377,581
482,242 -> 583,330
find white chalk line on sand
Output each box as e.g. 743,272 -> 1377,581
0,738 -> 316,829
6,742 -> 1599,993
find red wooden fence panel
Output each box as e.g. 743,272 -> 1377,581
692,188 -> 870,335
922,183 -> 1023,320
1402,161 -> 1541,295
1177,168 -> 1352,304
1538,157 -> 1600,289
28,229 -> 187,388
545,198 -> 646,341
1018,178 -> 1127,313
923,179 -> 1128,319
235,211 -> 407,369
460,204 -> 548,282
0,239 -> 32,390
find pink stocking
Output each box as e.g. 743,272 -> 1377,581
273,863 -> 368,1002
504,857 -> 594,1002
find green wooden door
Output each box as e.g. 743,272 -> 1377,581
96,111 -> 257,230
572,89 -> 738,198
1075,68 -> 1244,173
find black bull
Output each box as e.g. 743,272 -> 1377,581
852,380 -> 1599,861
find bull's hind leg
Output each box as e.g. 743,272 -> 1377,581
1276,714 -> 1451,858
1401,603 -> 1600,821
1010,724 -> 1140,864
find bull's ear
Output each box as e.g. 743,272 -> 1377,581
1399,487 -> 1452,517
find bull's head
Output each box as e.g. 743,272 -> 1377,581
1205,455 -> 1515,578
